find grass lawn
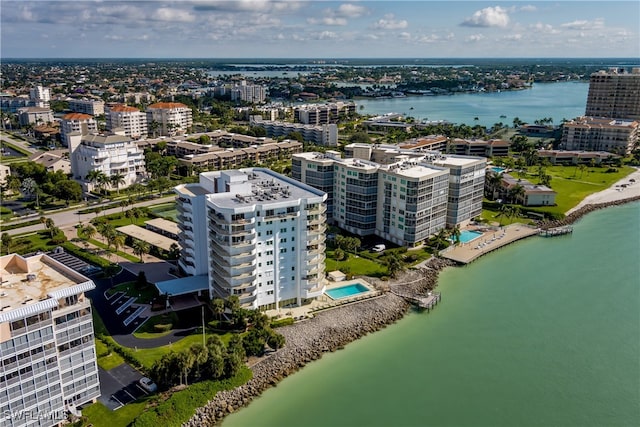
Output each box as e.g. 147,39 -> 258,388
106,281 -> 159,304
95,339 -> 125,370
325,250 -> 388,277
131,331 -> 233,370
88,238 -> 141,263
81,399 -> 150,427
518,165 -> 634,215
133,312 -> 179,339
10,231 -> 57,255
480,209 -> 534,226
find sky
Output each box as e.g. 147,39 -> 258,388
1,1 -> 639,58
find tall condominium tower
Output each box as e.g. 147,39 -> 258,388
175,168 -> 328,310
585,68 -> 640,120
0,253 -> 100,427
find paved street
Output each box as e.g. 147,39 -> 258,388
0,131 -> 39,153
3,194 -> 177,236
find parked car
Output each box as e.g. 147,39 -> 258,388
372,244 -> 386,253
139,377 -> 157,393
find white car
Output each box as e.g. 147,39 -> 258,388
372,244 -> 386,253
139,377 -> 157,393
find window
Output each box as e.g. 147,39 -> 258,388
280,228 -> 287,233
266,230 -> 273,235
267,290 -> 274,295
280,248 -> 287,253
266,261 -> 273,266
280,238 -> 287,243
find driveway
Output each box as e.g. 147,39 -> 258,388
97,364 -> 147,410
120,259 -> 177,285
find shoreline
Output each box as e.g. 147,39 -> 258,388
183,185 -> 640,426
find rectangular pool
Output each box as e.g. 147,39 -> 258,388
457,230 -> 483,244
325,283 -> 370,300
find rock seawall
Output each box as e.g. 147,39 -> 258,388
183,257 -> 454,426
540,196 -> 640,229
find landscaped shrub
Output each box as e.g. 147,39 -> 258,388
153,323 -> 172,333
270,317 -> 294,328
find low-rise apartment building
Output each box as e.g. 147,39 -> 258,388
250,116 -> 338,146
447,138 -> 511,157
68,132 -> 145,192
0,253 -> 100,427
293,102 -> 356,125
17,107 -> 54,126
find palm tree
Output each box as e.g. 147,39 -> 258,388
384,252 -> 404,278
110,234 -> 125,257
451,225 -> 462,246
81,224 -> 96,250
211,298 -> 225,322
1,233 -> 12,255
132,239 -> 150,263
432,228 -> 450,251
508,184 -> 525,205
86,170 -> 107,194
21,178 -> 40,208
110,173 -> 126,194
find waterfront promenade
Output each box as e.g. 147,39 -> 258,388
440,224 -> 538,264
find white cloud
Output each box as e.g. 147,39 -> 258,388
466,34 -> 485,42
372,14 -> 408,30
561,19 -> 605,31
337,4 -> 367,18
520,5 -> 537,12
151,8 -> 195,22
308,17 -> 347,26
502,34 -> 522,41
316,31 -> 338,40
462,6 -> 510,28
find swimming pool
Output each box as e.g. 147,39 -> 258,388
455,230 -> 483,244
491,166 -> 506,174
325,283 -> 370,300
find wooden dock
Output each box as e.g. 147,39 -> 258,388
538,226 -> 573,237
392,290 -> 441,311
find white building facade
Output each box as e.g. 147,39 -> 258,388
60,113 -> 98,147
106,105 -> 148,139
146,102 -> 193,136
175,169 -> 328,310
561,116 -> 639,155
68,132 -> 145,192
68,99 -> 105,116
250,116 -> 338,146
29,86 -> 50,108
0,253 -> 100,427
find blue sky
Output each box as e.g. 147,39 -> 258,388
1,1 -> 638,58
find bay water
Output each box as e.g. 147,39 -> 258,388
354,81 -> 588,127
223,202 -> 640,427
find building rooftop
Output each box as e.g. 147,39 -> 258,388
207,168 -> 326,209
175,183 -> 210,197
147,102 -> 189,110
116,225 -> 180,252
109,104 -> 140,113
145,218 -> 180,236
432,155 -> 485,167
63,113 -> 94,121
0,254 -> 94,319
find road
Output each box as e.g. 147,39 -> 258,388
0,130 -> 39,153
3,194 -> 177,236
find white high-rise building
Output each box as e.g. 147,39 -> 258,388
106,105 -> 148,139
586,68 -> 640,120
0,253 -> 100,427
146,102 -> 192,136
68,132 -> 145,192
230,82 -> 266,104
60,113 -> 98,147
29,86 -> 50,108
175,168 -> 328,310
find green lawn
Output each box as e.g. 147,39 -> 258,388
519,165 -> 634,215
133,312 -> 178,338
130,331 -> 233,370
95,339 -> 125,370
81,399 -> 151,427
88,238 -> 141,263
325,250 -> 388,277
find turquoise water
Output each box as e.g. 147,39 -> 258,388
224,202 -> 640,427
325,283 -> 369,300
355,81 -> 588,127
456,230 -> 482,243
491,166 -> 506,174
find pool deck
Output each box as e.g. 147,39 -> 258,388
265,279 -> 380,320
440,223 -> 539,264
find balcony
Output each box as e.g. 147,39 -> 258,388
213,272 -> 256,289
307,253 -> 326,264
239,293 -> 257,305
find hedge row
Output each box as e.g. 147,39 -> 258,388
270,317 -> 294,328
59,242 -> 112,268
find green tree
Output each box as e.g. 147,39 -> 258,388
384,252 -> 404,278
109,173 -> 126,194
1,233 -> 12,255
211,298 -> 225,321
132,239 -> 150,263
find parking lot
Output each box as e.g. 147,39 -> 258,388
98,364 -> 149,410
